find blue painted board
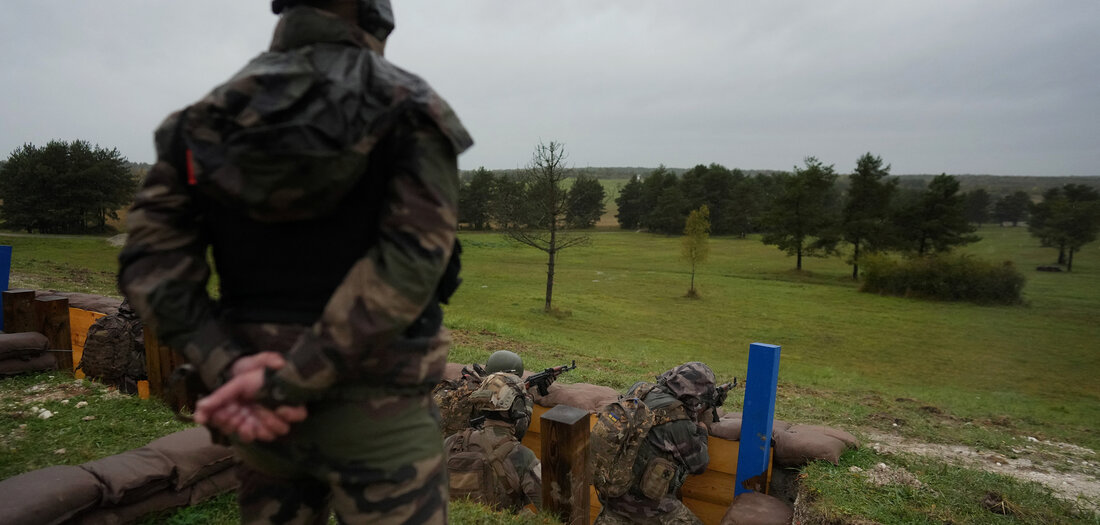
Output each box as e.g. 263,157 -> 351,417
0,245 -> 10,332
734,342 -> 781,495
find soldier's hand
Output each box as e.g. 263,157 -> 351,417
195,369 -> 308,442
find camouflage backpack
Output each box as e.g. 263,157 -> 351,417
78,304 -> 145,391
445,428 -> 522,509
433,364 -> 486,436
589,382 -> 686,499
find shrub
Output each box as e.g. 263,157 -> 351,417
860,253 -> 1025,305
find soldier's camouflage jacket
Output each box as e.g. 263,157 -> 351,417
118,5 -> 472,405
602,385 -> 709,519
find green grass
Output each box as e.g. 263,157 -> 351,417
801,448 -> 1099,524
447,226 -> 1100,452
2,224 -> 1097,523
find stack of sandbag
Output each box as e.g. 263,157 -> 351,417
0,332 -> 56,376
533,382 -> 620,413
719,491 -> 794,525
705,412 -> 860,467
0,427 -> 237,525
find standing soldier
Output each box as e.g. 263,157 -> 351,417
118,0 -> 471,523
434,350 -> 530,436
444,372 -> 542,514
594,362 -> 719,525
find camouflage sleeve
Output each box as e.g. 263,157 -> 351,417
117,111 -> 244,390
512,447 -> 542,508
260,116 -> 459,404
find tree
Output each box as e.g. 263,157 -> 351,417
994,191 -> 1030,226
893,174 -> 978,255
615,175 -> 644,229
1029,184 -> 1100,271
761,157 -> 840,270
681,205 -> 710,298
458,167 -> 495,230
840,153 -> 897,279
0,140 -> 135,233
639,165 -> 685,234
565,172 -> 606,229
963,188 -> 992,226
499,141 -> 590,312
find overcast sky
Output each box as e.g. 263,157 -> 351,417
2,1 -> 1097,176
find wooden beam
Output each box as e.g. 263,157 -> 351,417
3,289 -> 36,333
34,296 -> 72,373
540,404 -> 591,525
144,328 -> 165,399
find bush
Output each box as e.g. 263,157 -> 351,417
860,253 -> 1025,305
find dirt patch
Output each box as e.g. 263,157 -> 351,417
865,430 -> 1100,510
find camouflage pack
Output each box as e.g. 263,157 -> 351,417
589,382 -> 687,498
433,365 -> 485,436
78,312 -> 145,389
445,428 -> 521,509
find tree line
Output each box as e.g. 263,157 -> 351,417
0,141 -> 137,234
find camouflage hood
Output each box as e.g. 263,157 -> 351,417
174,5 -> 472,222
657,362 -> 716,406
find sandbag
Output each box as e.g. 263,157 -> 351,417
706,413 -> 792,442
720,491 -> 793,525
75,486 -> 191,525
772,424 -> 859,467
0,352 -> 58,376
0,465 -> 103,525
144,427 -> 235,490
536,382 -> 619,412
39,291 -> 122,316
188,465 -> 241,504
80,448 -> 175,505
0,331 -> 49,360
443,362 -> 467,381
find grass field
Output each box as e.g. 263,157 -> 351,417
1,224 -> 1097,523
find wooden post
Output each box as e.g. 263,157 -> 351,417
3,289 -> 36,333
540,404 -> 591,525
144,327 -> 165,399
144,328 -> 190,409
34,296 -> 73,373
735,343 -> 781,495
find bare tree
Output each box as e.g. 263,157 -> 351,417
500,141 -> 590,312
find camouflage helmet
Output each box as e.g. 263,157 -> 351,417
271,0 -> 394,42
657,362 -> 717,405
468,372 -> 529,421
485,350 -> 524,376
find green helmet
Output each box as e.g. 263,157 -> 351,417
485,350 -> 524,376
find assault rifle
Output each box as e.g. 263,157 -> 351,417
525,360 -> 576,396
710,379 -> 738,422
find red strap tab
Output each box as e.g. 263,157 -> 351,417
185,149 -> 197,185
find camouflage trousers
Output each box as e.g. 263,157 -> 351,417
232,391 -> 447,525
593,500 -> 702,525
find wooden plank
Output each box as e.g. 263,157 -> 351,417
34,296 -> 72,373
683,496 -> 729,525
144,327 -> 164,398
2,289 -> 36,334
540,405 -> 591,525
681,469 -> 736,506
68,308 -> 107,380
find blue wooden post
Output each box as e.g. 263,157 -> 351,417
734,342 -> 781,495
0,245 -> 10,332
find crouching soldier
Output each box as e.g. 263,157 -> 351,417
444,372 -> 542,514
593,362 -> 721,525
434,350 -> 532,436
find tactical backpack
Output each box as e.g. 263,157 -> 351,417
78,309 -> 146,392
445,428 -> 522,509
589,382 -> 686,499
433,365 -> 485,436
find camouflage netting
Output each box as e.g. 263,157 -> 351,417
0,427 -> 236,525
